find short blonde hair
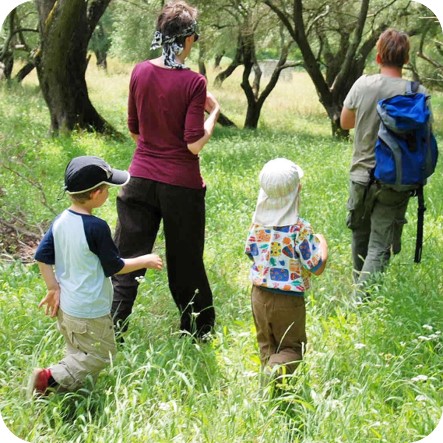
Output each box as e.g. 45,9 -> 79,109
69,183 -> 107,204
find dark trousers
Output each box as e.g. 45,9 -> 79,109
111,177 -> 215,337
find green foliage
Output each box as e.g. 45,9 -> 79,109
0,2 -> 39,63
89,9 -> 113,59
109,0 -> 162,63
409,14 -> 443,91
0,60 -> 442,442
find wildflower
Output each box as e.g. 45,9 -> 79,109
411,374 -> 428,382
428,333 -> 440,340
354,343 -> 366,349
135,276 -> 145,283
158,402 -> 170,411
329,399 -> 343,408
418,335 -> 432,341
415,395 -> 428,402
422,324 -> 433,331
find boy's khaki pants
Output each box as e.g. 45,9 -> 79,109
50,310 -> 116,391
251,286 -> 306,374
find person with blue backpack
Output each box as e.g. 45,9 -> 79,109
340,28 -> 437,297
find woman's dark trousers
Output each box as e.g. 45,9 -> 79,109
111,177 -> 215,338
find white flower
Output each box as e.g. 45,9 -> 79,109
135,276 -> 145,283
329,399 -> 343,408
418,335 -> 431,341
415,395 -> 428,402
411,374 -> 428,382
422,324 -> 433,331
355,343 -> 366,349
158,402 -> 170,411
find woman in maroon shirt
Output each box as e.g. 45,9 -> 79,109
112,0 -> 220,339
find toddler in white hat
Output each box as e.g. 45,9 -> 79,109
245,158 -> 328,378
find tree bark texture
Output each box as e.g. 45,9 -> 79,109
217,112 -> 236,127
241,28 -> 296,129
34,0 -> 111,134
198,40 -> 207,78
15,61 -> 36,83
214,51 -> 225,69
214,35 -> 242,87
0,10 -> 16,80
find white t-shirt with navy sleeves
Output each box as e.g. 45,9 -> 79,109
35,209 -> 125,319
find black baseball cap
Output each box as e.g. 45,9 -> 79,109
64,156 -> 130,194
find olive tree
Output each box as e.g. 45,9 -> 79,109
264,0 -> 427,137
34,0 -> 112,134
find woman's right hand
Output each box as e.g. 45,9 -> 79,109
205,91 -> 220,114
187,91 -> 220,155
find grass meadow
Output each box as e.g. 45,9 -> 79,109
0,59 -> 442,443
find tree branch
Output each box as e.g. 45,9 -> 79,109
264,1 -> 296,40
0,161 -> 57,216
417,51 -> 443,68
332,0 -> 369,93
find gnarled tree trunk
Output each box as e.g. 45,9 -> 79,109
35,0 -> 112,134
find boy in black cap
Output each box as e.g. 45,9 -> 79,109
28,156 -> 163,397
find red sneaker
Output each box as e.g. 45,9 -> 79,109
27,368 -> 52,398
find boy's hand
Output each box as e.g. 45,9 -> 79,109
118,254 -> 163,274
38,286 -> 60,317
145,254 -> 163,270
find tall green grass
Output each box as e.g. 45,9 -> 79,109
0,60 -> 442,442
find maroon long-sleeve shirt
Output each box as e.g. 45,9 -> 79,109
127,60 -> 207,189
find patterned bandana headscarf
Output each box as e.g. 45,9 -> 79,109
150,21 -> 198,70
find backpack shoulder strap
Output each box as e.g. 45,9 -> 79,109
414,185 -> 426,263
407,80 -> 420,95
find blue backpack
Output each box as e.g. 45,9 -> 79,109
373,81 -> 438,262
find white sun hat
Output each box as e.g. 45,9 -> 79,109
252,158 -> 304,227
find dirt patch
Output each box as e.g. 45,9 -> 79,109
0,222 -> 40,263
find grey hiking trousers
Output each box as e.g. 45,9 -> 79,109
346,181 -> 412,286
